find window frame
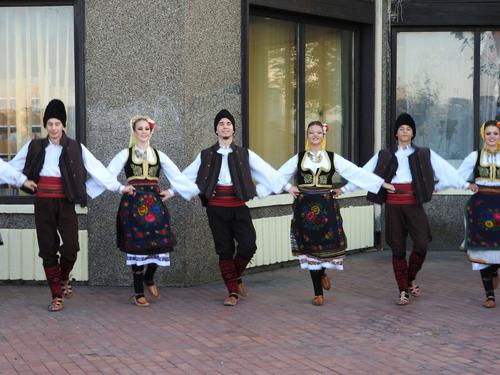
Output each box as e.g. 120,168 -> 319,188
243,5 -> 368,170
389,26 -> 500,151
0,0 -> 85,204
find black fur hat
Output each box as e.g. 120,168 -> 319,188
214,109 -> 235,133
43,99 -> 67,127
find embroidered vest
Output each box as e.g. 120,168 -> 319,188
296,151 -> 336,190
474,149 -> 500,182
124,147 -> 161,181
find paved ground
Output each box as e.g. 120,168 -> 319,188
0,250 -> 499,375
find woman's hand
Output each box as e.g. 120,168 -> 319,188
160,190 -> 172,201
22,179 -> 37,192
333,188 -> 343,197
288,185 -> 299,199
469,183 -> 479,193
382,182 -> 395,193
122,185 -> 136,195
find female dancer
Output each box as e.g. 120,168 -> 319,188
458,120 -> 500,308
88,115 -> 198,306
277,121 -> 394,305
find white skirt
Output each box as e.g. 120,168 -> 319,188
126,252 -> 170,267
467,250 -> 500,271
297,255 -> 344,271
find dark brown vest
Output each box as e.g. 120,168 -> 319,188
21,133 -> 87,206
196,143 -> 256,205
367,145 -> 435,204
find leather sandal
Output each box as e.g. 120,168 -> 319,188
409,284 -> 420,297
237,281 -> 248,297
61,280 -> 74,299
132,295 -> 150,307
321,275 -> 331,291
482,297 -> 496,308
223,293 -> 239,306
48,297 -> 64,312
396,291 -> 410,306
145,283 -> 160,299
312,295 -> 324,306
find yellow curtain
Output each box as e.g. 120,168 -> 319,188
0,6 -> 75,162
249,16 -> 296,169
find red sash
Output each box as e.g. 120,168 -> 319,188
208,185 -> 245,207
37,176 -> 65,198
386,183 -> 417,205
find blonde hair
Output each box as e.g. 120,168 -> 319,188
128,115 -> 155,147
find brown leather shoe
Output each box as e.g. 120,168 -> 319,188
238,282 -> 248,297
132,295 -> 150,307
312,295 -> 324,306
483,297 -> 496,308
146,283 -> 160,299
223,294 -> 239,306
321,274 -> 331,290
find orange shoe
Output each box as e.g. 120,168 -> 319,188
237,282 -> 248,297
132,295 -> 150,307
223,293 -> 239,306
482,297 -> 496,308
312,295 -> 324,306
145,283 -> 160,299
321,274 -> 331,291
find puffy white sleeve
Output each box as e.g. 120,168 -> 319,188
249,150 -> 286,198
85,148 -> 128,198
334,153 -> 383,194
0,159 -> 27,187
182,153 -> 201,183
340,153 -> 379,193
158,151 -> 200,200
431,150 -> 469,191
457,151 -> 477,183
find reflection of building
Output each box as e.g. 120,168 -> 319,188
1,1 -> 500,284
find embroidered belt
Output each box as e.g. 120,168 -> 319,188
208,185 -> 245,207
386,183 -> 417,205
37,176 -> 65,198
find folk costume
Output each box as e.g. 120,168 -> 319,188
458,120 -> 500,308
9,99 -> 125,311
343,113 -> 468,305
183,109 -> 283,306
87,116 -> 199,306
276,127 -> 385,305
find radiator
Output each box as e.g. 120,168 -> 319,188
0,229 -> 88,281
249,205 -> 374,268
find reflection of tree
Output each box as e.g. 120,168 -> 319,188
396,74 -> 440,143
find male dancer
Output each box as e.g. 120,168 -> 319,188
183,109 -> 282,306
342,113 -> 468,305
10,99 -> 134,311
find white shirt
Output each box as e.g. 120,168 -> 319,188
342,144 -> 469,193
182,145 -> 283,198
10,138 -> 124,194
276,151 -> 384,194
86,146 -> 200,200
0,158 -> 27,187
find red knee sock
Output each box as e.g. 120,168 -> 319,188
392,257 -> 409,292
408,251 -> 426,283
43,264 -> 62,298
59,257 -> 76,282
219,260 -> 239,295
234,255 -> 251,283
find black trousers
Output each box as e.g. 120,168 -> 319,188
206,205 -> 257,260
34,197 -> 79,267
385,204 -> 431,258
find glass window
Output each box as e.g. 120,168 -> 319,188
249,17 -> 296,169
0,5 -> 75,195
249,15 -> 353,172
480,31 -> 500,124
396,32 -> 474,166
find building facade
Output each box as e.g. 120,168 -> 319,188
1,0 -> 498,285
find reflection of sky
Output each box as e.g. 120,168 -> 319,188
397,32 -> 475,162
